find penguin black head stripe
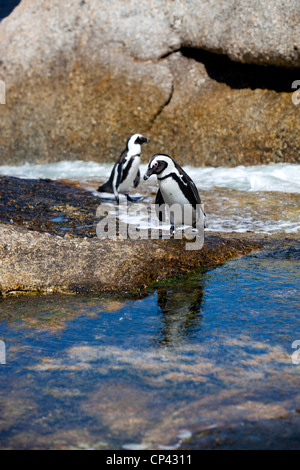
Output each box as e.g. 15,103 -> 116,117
127,134 -> 150,148
144,153 -> 206,229
143,154 -> 171,180
98,133 -> 150,200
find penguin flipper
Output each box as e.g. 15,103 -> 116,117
184,177 -> 201,210
115,162 -> 124,190
177,166 -> 206,227
111,161 -> 124,201
175,162 -> 201,208
155,188 -> 164,206
155,189 -> 166,223
133,169 -> 140,188
109,148 -> 127,198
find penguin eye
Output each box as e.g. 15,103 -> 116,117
150,160 -> 159,169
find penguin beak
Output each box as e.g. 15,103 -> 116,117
143,167 -> 153,180
140,136 -> 150,144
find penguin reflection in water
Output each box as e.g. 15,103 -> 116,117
97,133 -> 150,202
144,154 -> 206,232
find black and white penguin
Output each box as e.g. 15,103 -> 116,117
143,153 -> 206,229
97,133 -> 150,201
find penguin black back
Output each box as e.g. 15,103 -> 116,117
144,153 -> 206,228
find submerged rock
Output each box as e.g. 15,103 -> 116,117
0,0 -> 299,165
178,412 -> 300,450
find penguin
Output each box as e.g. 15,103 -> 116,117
97,133 -> 150,201
143,153 -> 206,230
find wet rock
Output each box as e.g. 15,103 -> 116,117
0,0 -> 299,165
0,175 -> 298,296
178,412 -> 300,450
0,176 -> 100,238
0,222 -> 261,296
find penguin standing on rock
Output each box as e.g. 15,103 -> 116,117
97,134 -> 150,201
143,153 -> 206,230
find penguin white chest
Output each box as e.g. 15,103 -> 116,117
159,178 -> 189,206
118,156 -> 140,192
159,177 -> 195,226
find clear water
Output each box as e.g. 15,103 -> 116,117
0,162 -> 299,448
0,246 -> 299,450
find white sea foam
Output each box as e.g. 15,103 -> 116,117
0,160 -> 299,234
0,161 -> 299,193
185,163 -> 300,193
0,160 -> 111,181
206,215 -> 300,234
101,202 -> 299,235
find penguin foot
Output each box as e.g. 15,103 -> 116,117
123,194 -> 145,203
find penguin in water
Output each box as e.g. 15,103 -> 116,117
143,153 -> 206,231
97,133 -> 150,201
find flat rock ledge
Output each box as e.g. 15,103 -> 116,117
0,223 -> 295,297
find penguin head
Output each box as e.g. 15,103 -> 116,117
126,134 -> 150,152
143,154 -> 174,180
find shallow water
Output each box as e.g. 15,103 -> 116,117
0,246 -> 299,450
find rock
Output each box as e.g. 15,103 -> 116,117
0,0 -> 299,165
0,175 -> 298,296
178,413 -> 300,450
0,176 -> 101,238
150,52 -> 300,166
173,0 -> 300,68
1,175 -> 299,241
0,222 -> 260,296
1,0 -> 299,67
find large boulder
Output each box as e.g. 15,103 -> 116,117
0,0 -> 299,166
